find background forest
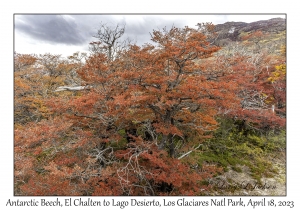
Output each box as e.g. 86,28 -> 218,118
14,18 -> 286,196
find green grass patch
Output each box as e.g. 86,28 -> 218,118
196,118 -> 286,182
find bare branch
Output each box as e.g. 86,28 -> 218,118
178,144 -> 202,160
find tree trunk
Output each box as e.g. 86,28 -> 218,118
159,134 -> 168,150
169,137 -> 175,158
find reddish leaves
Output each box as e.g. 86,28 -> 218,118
14,23 -> 285,196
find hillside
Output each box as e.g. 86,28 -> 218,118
214,18 -> 286,42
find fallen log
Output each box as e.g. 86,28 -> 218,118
54,85 -> 92,92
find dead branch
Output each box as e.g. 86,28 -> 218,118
177,144 -> 202,160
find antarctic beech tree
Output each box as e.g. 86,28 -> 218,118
60,25 -> 240,195
75,26 -> 239,156
14,52 -> 86,125
207,41 -> 286,130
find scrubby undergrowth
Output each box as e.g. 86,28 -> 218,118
194,119 -> 286,195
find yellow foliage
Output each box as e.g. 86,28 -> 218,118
268,64 -> 286,83
280,45 -> 286,55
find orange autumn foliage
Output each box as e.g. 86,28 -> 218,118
14,23 -> 285,196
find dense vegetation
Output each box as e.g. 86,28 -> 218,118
14,19 -> 286,196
